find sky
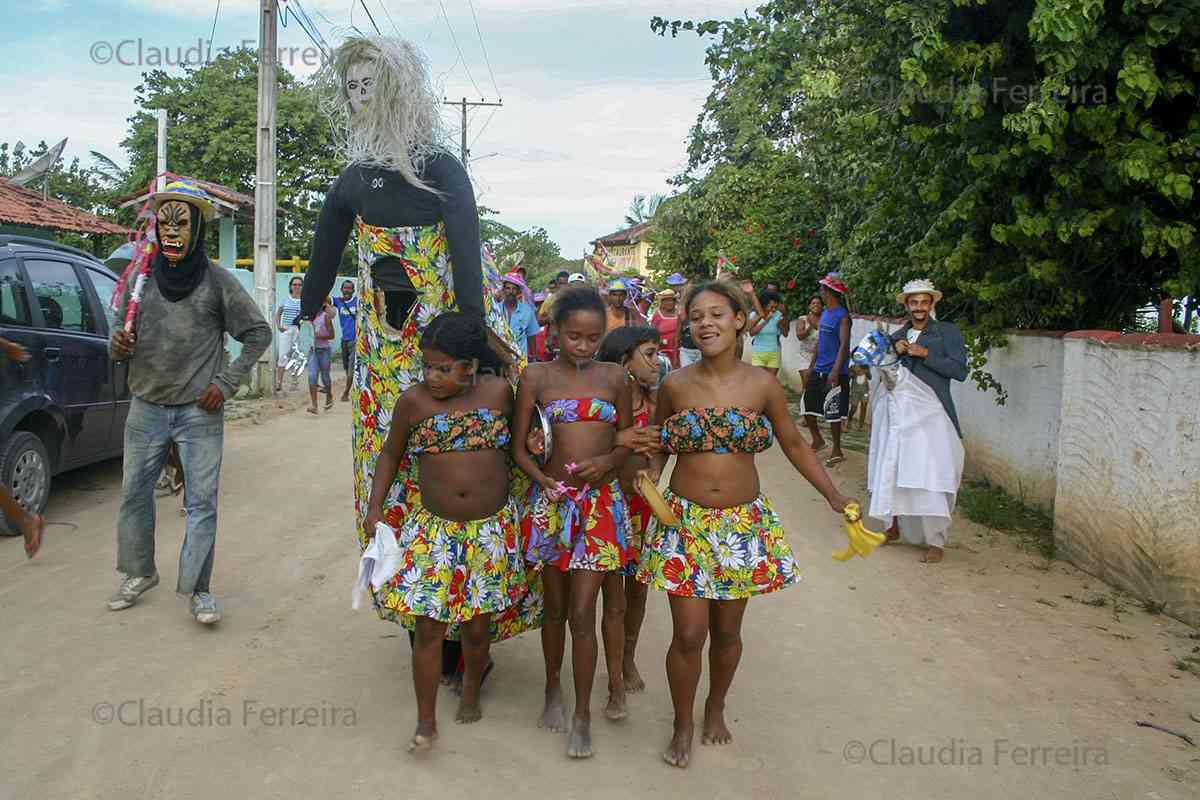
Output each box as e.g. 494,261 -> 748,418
1,0 -> 752,257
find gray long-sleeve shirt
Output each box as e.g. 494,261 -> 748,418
109,267 -> 271,405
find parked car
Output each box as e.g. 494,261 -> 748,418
0,235 -> 129,535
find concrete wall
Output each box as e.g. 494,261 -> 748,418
951,333 -> 1065,510
221,268 -> 359,363
1053,332 -> 1200,625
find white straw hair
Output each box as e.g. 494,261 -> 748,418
321,35 -> 450,193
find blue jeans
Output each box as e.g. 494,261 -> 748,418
308,346 -> 332,388
117,397 -> 224,594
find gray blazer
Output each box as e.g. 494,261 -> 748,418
889,319 -> 969,437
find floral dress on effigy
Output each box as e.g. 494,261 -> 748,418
635,407 -> 800,599
350,219 -> 527,624
379,408 -> 541,640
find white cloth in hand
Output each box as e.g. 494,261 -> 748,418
351,522 -> 403,610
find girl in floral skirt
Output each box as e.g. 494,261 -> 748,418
365,312 -> 534,753
636,281 -> 854,769
596,325 -> 663,696
512,286 -> 634,759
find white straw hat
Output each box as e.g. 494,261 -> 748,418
896,278 -> 943,305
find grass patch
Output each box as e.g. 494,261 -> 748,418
958,481 -> 1055,559
1173,656 -> 1200,677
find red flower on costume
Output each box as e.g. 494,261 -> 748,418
662,557 -> 689,586
448,568 -> 467,602
752,561 -> 772,586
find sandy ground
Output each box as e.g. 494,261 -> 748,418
2,390 -> 1198,800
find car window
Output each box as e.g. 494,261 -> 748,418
0,258 -> 32,326
26,259 -> 99,334
86,267 -> 119,332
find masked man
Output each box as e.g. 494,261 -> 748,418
108,180 -> 271,622
867,279 -> 968,563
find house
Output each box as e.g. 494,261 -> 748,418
112,178 -> 254,269
0,180 -> 130,250
591,221 -> 654,275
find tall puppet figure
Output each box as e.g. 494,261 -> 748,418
300,37 -> 524,624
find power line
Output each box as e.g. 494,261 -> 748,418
281,0 -> 330,60
359,0 -> 381,34
466,0 -> 501,101
437,0 -> 483,99
470,106 -> 498,150
375,0 -> 401,37
208,0 -> 222,45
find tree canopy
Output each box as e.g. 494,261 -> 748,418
648,0 -> 1199,339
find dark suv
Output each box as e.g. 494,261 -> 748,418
0,235 -> 129,535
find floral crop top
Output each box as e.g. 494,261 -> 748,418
408,408 -> 510,455
661,407 -> 773,454
543,397 -> 617,425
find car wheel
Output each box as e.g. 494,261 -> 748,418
0,431 -> 51,536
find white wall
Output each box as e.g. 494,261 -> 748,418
1053,334 -> 1200,626
951,333 -> 1065,510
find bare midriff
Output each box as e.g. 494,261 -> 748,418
669,451 -> 761,509
419,449 -> 510,522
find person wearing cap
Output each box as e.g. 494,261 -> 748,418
650,288 -> 681,368
604,278 -> 646,332
868,279 -> 967,564
502,271 -> 540,360
801,273 -> 852,465
107,179 -> 272,625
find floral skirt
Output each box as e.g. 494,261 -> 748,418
636,489 -> 800,599
376,498 -> 542,642
622,493 -> 653,577
525,479 -> 634,573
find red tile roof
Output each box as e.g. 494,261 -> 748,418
110,177 -> 255,213
0,181 -> 130,236
592,221 -> 653,246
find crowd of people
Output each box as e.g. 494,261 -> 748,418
4,33 -> 967,773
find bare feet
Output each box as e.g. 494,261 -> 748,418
21,514 -> 44,559
622,660 -> 646,693
455,695 -> 482,724
701,700 -> 733,745
604,686 -> 628,721
921,546 -> 944,563
810,434 -> 827,453
662,720 -> 694,768
566,716 -> 594,758
884,521 -> 900,543
406,720 -> 438,753
538,686 -> 567,733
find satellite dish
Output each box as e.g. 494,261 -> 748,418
8,138 -> 68,188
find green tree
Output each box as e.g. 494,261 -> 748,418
650,0 -> 1200,338
624,192 -> 666,227
117,47 -> 342,268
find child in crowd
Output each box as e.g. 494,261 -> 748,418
595,325 -> 662,696
365,312 -> 534,753
512,286 -> 634,759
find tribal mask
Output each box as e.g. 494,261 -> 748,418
155,200 -> 197,264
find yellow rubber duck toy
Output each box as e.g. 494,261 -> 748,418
832,503 -> 886,561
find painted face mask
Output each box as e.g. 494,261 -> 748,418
156,200 -> 195,264
345,61 -> 375,115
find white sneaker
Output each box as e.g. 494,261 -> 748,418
107,573 -> 160,611
190,592 -> 221,625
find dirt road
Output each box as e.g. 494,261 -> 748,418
2,400 -> 1197,799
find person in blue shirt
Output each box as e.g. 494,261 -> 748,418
802,273 -> 852,466
332,279 -> 358,401
501,272 -> 540,361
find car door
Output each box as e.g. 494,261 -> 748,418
81,264 -> 129,455
23,257 -> 113,468
0,256 -> 41,429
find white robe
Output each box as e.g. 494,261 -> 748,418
867,364 -> 964,547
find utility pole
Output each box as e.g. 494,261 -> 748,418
155,109 -> 168,191
252,0 -> 278,397
443,97 -> 503,164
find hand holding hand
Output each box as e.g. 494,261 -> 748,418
111,330 -> 136,360
572,455 -> 612,484
196,383 -> 226,412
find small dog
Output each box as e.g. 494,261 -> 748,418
155,442 -> 187,516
